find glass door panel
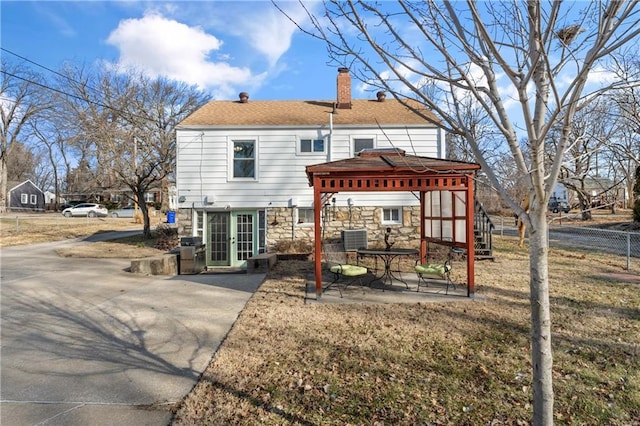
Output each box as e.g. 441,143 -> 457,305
207,212 -> 229,266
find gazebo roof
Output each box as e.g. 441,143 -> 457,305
306,148 -> 480,186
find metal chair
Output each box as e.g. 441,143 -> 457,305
323,242 -> 369,297
415,248 -> 459,294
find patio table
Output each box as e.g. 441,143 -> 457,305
357,248 -> 419,287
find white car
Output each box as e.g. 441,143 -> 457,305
62,203 -> 108,218
110,206 -> 136,218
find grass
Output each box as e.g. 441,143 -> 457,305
172,238 -> 640,425
3,211 -> 638,423
0,213 -> 164,256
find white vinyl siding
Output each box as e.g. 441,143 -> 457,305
176,126 -> 441,210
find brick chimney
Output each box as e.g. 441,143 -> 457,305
336,67 -> 352,109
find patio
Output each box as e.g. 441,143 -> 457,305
304,259 -> 481,304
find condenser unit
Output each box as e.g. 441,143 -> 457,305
341,229 -> 368,251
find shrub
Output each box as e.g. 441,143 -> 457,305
155,223 -> 179,251
273,239 -> 313,253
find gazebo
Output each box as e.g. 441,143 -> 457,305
306,148 -> 481,299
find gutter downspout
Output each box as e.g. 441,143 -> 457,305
328,111 -> 333,162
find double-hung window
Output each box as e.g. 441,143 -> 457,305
21,193 -> 28,204
298,138 -> 325,155
297,207 -> 314,224
382,207 -> 402,224
30,194 -> 37,205
232,140 -> 256,179
353,137 -> 374,155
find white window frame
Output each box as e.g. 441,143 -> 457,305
297,137 -> 326,155
30,194 -> 37,205
20,193 -> 28,204
296,207 -> 315,226
352,136 -> 376,156
229,138 -> 259,181
382,207 -> 402,225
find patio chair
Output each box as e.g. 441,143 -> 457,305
414,248 -> 456,294
323,242 -> 369,297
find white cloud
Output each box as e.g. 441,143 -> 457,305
105,12 -> 256,97
229,2 -> 319,68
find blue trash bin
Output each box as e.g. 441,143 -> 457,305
167,211 -> 176,224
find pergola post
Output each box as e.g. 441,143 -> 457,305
313,177 -> 323,298
465,176 -> 475,296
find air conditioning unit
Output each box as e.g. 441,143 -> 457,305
341,229 -> 368,251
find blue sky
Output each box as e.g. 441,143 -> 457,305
1,1 -> 350,101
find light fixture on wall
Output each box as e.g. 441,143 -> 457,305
178,196 -> 186,203
288,197 -> 297,208
204,195 -> 215,205
347,198 -> 354,207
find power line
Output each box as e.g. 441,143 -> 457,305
0,69 -> 152,123
1,47 -> 103,96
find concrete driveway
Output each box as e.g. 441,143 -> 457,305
1,235 -> 265,425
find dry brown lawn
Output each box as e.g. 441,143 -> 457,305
0,213 -> 165,258
172,239 -> 640,425
3,212 -> 639,424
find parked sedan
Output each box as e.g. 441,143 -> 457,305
62,203 -> 108,218
110,206 -> 136,218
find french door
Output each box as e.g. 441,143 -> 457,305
207,211 -> 256,267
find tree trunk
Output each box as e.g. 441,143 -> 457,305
528,205 -> 554,425
0,157 -> 7,213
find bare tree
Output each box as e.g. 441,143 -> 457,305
548,98 -> 616,219
0,60 -> 51,212
276,1 -> 640,423
124,74 -> 210,213
607,50 -> 640,211
57,65 -> 208,238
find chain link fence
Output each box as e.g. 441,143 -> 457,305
548,225 -> 640,270
491,215 -> 640,273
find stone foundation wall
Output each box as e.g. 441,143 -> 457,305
175,206 -> 422,253
266,206 -> 421,251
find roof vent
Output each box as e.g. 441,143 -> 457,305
376,91 -> 386,102
239,92 -> 249,103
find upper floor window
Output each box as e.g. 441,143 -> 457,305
30,194 -> 37,205
382,207 -> 401,224
21,193 -> 28,204
298,138 -> 325,155
232,140 -> 256,179
353,137 -> 374,154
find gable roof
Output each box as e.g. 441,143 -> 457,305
8,179 -> 43,193
179,98 -> 440,127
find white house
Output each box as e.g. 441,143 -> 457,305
175,69 -> 448,268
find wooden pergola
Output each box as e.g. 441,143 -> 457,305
305,149 -> 481,298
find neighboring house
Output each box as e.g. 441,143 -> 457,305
175,68 -> 448,268
550,182 -> 570,203
7,180 -> 46,212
